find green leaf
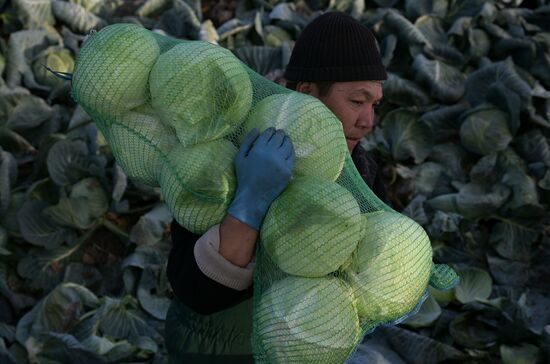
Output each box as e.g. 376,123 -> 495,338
0,263 -> 35,312
94,296 -> 156,340
6,30 -> 59,90
515,130 -> 550,166
382,73 -> 431,107
136,0 -> 171,17
464,59 -> 532,108
455,182 -> 511,218
70,178 -> 108,219
130,204 -> 171,246
420,104 -> 468,142
382,326 -> 466,362
15,283 -> 98,347
449,313 -> 499,349
80,335 -> 115,356
0,338 -> 17,364
501,166 -> 542,213
406,0 -> 449,20
137,267 -> 170,320
490,220 -> 539,261
43,196 -> 95,230
514,291 -> 550,335
415,15 -> 446,46
500,344 -> 539,364
51,0 -> 106,34
402,294 -> 441,328
17,200 -> 76,249
539,169 -> 550,190
46,139 -> 102,186
0,323 -> 15,342
459,106 -> 513,155
427,210 -> 462,237
486,81 -> 522,134
1,192 -> 25,235
429,142 -> 469,181
428,286 -> 455,307
383,109 -> 434,163
32,46 -> 75,89
13,0 -> 55,29
467,28 -> 491,60
384,9 -> 429,48
455,267 -> 492,303
413,162 -> 445,197
111,164 -> 127,203
487,254 -> 529,288
234,46 -> 282,76
158,0 -> 201,40
0,227 -> 10,256
494,38 -> 537,70
0,149 -> 17,215
402,195 -> 429,225
32,332 -> 106,364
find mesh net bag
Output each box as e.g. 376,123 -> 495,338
70,24 -> 459,363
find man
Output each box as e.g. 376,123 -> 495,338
165,11 -> 387,363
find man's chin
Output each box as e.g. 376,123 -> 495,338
346,139 -> 359,152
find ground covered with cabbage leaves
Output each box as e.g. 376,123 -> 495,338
0,0 -> 549,363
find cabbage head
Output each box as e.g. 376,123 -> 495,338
256,276 -> 360,364
32,46 -> 74,89
149,41 -> 253,146
261,176 -> 363,277
243,93 -> 348,181
160,139 -> 237,234
72,23 -> 160,116
107,104 -> 179,186
347,211 -> 433,324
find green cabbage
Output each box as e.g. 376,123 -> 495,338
107,104 -> 179,186
159,139 -> 237,234
32,46 -> 74,89
149,41 -> 253,146
261,176 -> 363,277
242,93 -> 348,181
72,23 -> 160,116
256,276 -> 360,364
347,211 -> 433,323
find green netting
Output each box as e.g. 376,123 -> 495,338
71,23 -> 459,363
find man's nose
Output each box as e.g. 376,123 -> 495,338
356,106 -> 374,130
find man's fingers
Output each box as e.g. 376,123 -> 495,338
238,128 -> 260,157
255,127 -> 276,145
269,129 -> 286,148
282,136 -> 295,162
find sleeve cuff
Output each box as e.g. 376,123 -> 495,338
193,224 -> 255,291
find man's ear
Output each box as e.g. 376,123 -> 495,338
296,81 -> 313,95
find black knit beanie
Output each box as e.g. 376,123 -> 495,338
284,12 -> 387,82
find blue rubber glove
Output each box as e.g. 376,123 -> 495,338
227,127 -> 295,230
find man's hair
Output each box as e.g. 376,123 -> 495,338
285,81 -> 335,97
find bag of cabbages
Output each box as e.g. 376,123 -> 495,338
70,23 -> 459,364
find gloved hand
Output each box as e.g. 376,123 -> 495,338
227,127 -> 295,230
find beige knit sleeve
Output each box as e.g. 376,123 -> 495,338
193,224 -> 255,291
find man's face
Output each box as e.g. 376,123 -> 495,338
301,81 -> 383,152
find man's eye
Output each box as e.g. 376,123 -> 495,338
351,100 -> 364,106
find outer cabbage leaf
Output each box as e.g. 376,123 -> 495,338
383,109 -> 434,163
256,276 -> 360,364
261,176 -> 362,277
413,54 -> 465,103
459,106 -> 513,155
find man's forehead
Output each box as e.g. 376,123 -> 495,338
334,81 -> 383,98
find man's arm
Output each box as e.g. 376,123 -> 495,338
167,128 -> 295,314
